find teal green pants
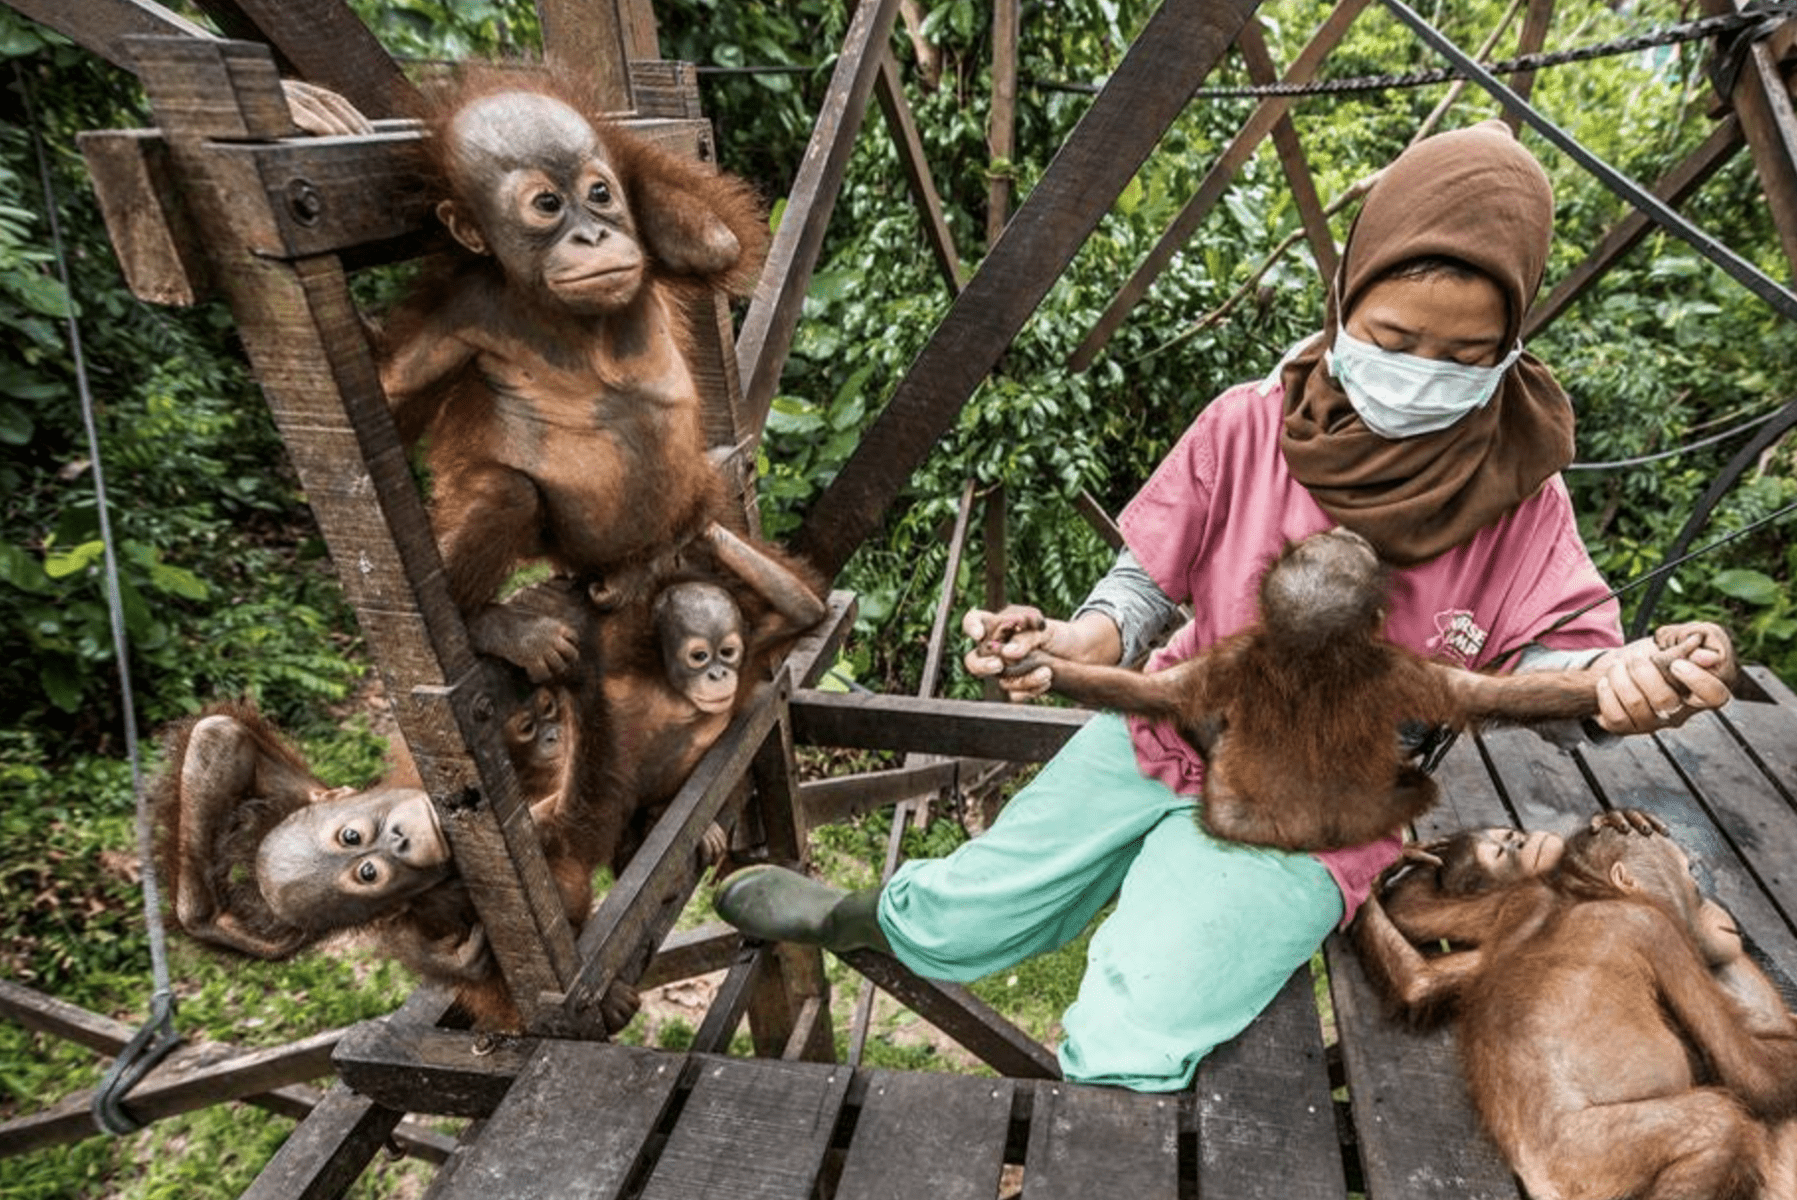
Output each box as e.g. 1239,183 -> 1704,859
879,712 -> 1342,1091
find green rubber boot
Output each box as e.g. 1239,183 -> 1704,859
713,864 -> 891,954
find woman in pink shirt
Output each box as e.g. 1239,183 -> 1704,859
716,122 -> 1736,1090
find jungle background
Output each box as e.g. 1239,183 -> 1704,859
3,0 -> 1795,1195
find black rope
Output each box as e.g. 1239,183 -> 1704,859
1568,403 -> 1790,472
18,64 -> 184,1136
1014,5 -> 1795,99
1417,497 -> 1797,773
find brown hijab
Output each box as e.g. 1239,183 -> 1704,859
1279,121 -> 1575,565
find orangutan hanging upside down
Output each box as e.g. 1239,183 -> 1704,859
993,528 -> 1729,852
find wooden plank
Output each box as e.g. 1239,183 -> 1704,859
7,0 -> 212,74
1700,0 -> 1797,274
553,675 -> 788,1030
76,128 -> 211,305
637,1055 -> 852,1200
1064,0 -> 1368,375
985,0 -> 1020,245
0,1028 -> 337,1155
189,0 -> 419,117
1192,966 -> 1345,1199
427,1042 -> 683,1200
874,49 -> 963,295
835,1071 -> 1013,1200
1718,665 -> 1797,800
240,1083 -> 409,1200
1326,931 -> 1518,1199
736,0 -> 902,433
1021,1080 -> 1179,1200
791,690 -> 1091,761
537,0 -> 633,114
838,948 -> 1062,1079
1525,116 -> 1743,337
333,1021 -> 534,1118
1475,726 -> 1602,834
796,0 -> 1260,578
1418,733 -> 1513,837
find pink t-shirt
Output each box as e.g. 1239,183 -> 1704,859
1117,381 -> 1621,921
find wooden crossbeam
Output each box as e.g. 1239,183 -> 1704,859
190,0 -> 419,116
8,0 -> 212,74
0,981 -> 452,1161
793,0 -> 1264,580
791,689 -> 1091,761
837,949 -> 1061,1079
1066,0 -> 1368,374
0,1028 -> 338,1155
1238,21 -> 1339,285
736,0 -> 902,431
875,47 -> 965,296
1525,116 -> 1744,337
1701,0 -> 1797,273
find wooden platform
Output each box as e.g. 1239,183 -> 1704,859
301,663 -> 1797,1200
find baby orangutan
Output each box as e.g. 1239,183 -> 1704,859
377,69 -> 778,682
993,528 -> 1722,852
151,690 -> 635,1032
1355,814 -> 1797,1199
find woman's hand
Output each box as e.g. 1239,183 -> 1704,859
961,606 -> 1122,701
1592,621 -> 1736,734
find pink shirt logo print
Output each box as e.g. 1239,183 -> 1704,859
1429,609 -> 1489,666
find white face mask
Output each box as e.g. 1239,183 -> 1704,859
1326,327 -> 1524,439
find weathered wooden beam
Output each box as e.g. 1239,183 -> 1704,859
76,128 -> 212,305
126,36 -> 577,1020
986,0 -> 1020,246
1239,21 -> 1339,284
838,949 -> 1061,1079
743,697 -> 835,1060
637,921 -> 742,989
550,675 -> 789,1032
786,589 -> 859,688
690,944 -> 766,1054
799,759 -> 962,828
239,1084 -> 418,1200
1066,0 -> 1367,375
793,0 -> 1263,580
1504,0 -> 1556,115
0,980 -> 450,1161
1701,0 -> 1797,276
874,48 -> 964,296
537,0 -> 634,114
1525,116 -> 1743,337
0,1029 -> 338,1155
8,0 -> 212,74
334,1021 -> 535,1118
189,0 -> 419,117
791,689 -> 1091,761
736,0 -> 902,434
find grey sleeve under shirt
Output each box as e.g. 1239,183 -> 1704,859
1071,548 -> 1185,667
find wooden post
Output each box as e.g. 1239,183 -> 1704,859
536,0 -> 634,113
1237,20 -> 1339,284
125,35 -> 577,1027
1701,0 -> 1797,277
986,0 -> 1020,245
